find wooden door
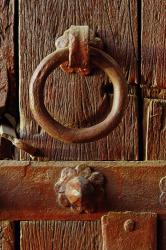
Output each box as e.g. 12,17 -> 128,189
0,0 -> 165,249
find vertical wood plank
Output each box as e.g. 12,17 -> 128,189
19,1 -> 138,249
141,0 -> 166,88
0,0 -> 17,159
0,1 -> 16,247
0,0 -> 16,115
19,0 -> 138,161
143,98 -> 166,160
20,221 -> 102,250
0,221 -> 15,250
142,0 -> 166,159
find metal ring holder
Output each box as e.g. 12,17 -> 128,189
29,26 -> 128,143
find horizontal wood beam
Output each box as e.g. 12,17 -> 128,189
0,161 -> 166,220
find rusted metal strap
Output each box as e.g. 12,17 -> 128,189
55,25 -> 103,75
0,161 -> 165,221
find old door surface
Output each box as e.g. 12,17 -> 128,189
0,0 -> 166,249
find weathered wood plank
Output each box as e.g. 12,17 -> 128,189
0,221 -> 15,250
19,0 -> 138,161
0,0 -> 16,114
141,0 -> 166,88
0,58 -> 8,114
143,98 -> 166,160
0,2 -> 16,247
0,0 -> 17,160
101,212 -> 157,250
0,160 -> 166,220
20,220 -> 102,250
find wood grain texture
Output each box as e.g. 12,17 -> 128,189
0,3 -> 16,246
20,220 -> 102,250
0,0 -> 16,114
141,0 -> 166,88
0,57 -> 8,114
0,1 -> 16,159
142,87 -> 166,100
101,212 -> 157,250
143,98 -> 166,160
19,0 -> 138,160
0,160 -> 166,220
0,221 -> 15,250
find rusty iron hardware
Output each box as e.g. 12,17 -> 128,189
101,212 -> 157,250
55,25 -> 103,75
54,165 -> 105,213
159,176 -> 166,206
0,114 -> 38,158
29,25 -> 128,143
124,219 -> 135,232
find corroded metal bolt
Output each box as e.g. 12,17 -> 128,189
54,165 -> 105,213
123,219 -> 135,232
65,176 -> 95,212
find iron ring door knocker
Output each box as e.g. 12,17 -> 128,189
29,26 -> 128,143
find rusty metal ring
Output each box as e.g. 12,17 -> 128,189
29,47 -> 128,143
